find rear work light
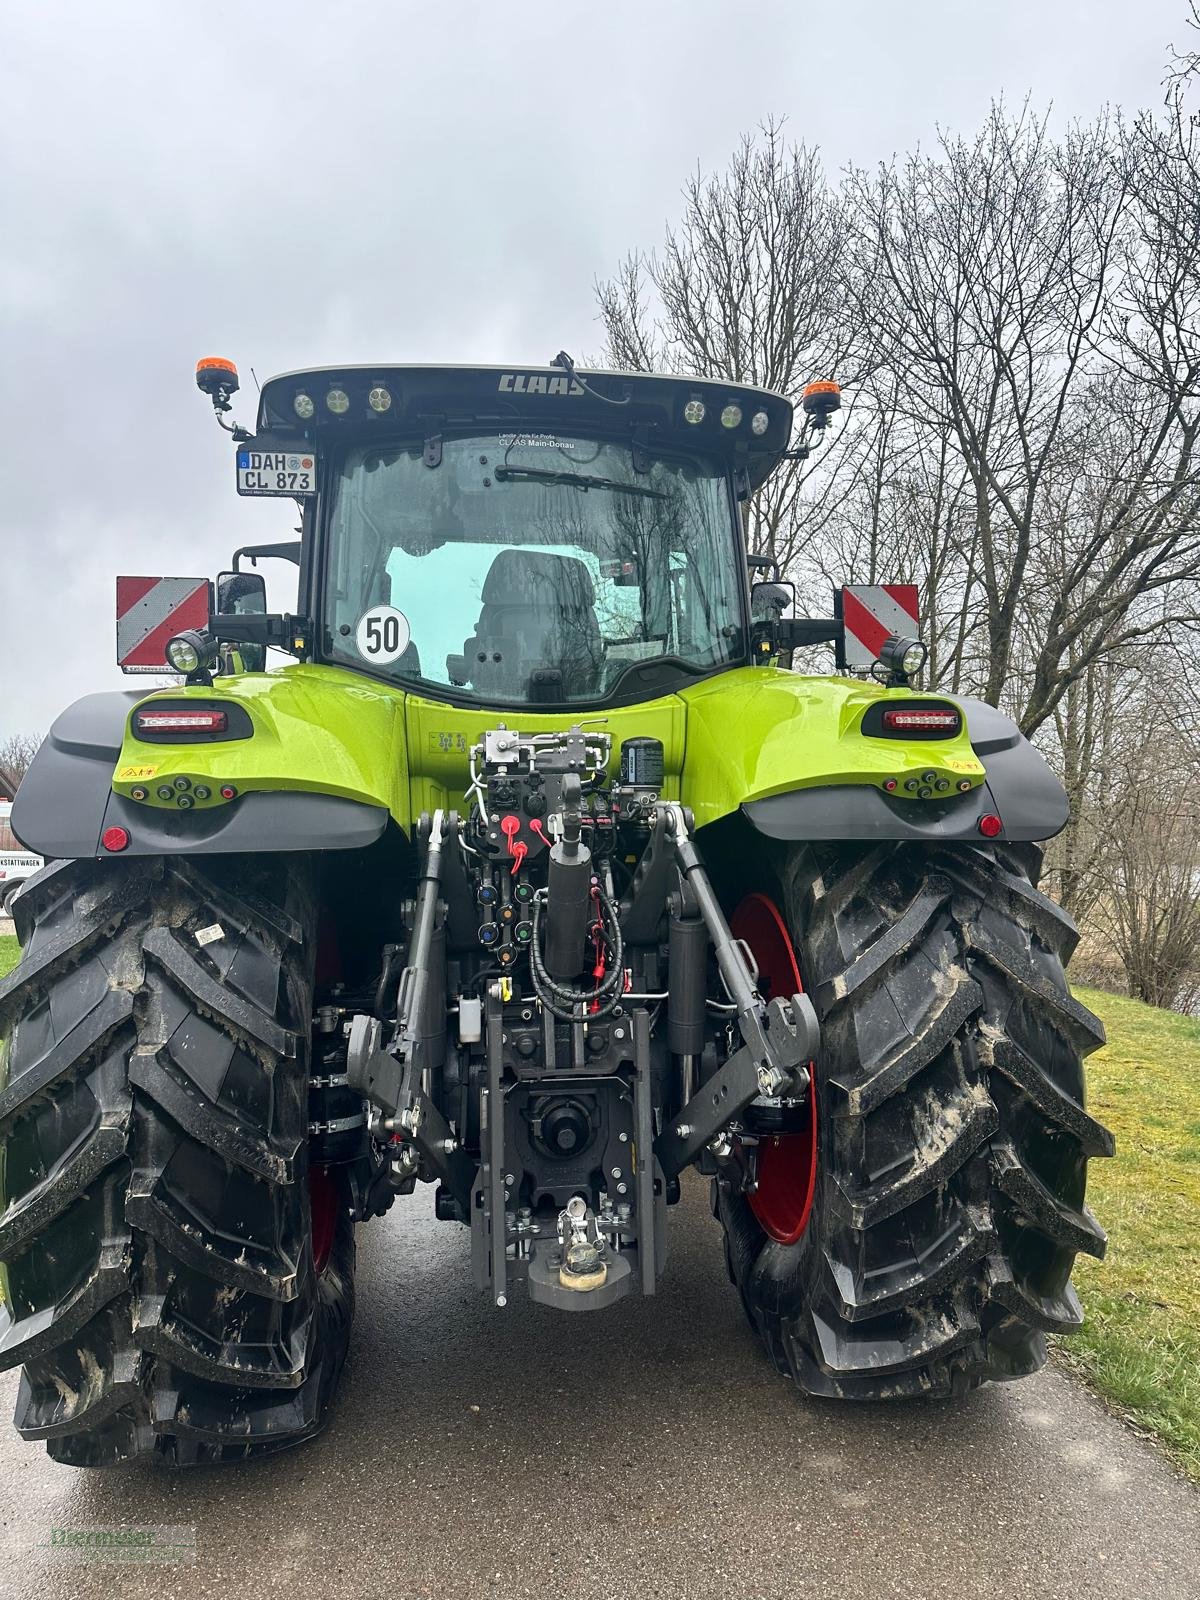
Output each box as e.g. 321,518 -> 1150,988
134,709 -> 228,735
880,708 -> 961,735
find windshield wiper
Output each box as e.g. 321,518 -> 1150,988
493,465 -> 668,500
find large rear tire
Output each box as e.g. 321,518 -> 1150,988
0,854 -> 354,1465
715,840 -> 1113,1398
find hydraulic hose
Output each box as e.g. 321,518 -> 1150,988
530,885 -> 625,1021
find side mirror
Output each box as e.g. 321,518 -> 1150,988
751,579 -> 795,623
215,570 -> 267,671
216,570 -> 267,616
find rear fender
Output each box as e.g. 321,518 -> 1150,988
678,671 -> 1066,843
12,668 -> 399,859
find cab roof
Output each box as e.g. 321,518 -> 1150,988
256,364 -> 795,491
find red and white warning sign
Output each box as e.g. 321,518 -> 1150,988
840,584 -> 920,670
116,577 -> 212,673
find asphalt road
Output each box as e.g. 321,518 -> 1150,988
0,1176 -> 1196,1600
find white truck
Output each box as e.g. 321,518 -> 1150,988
0,801 -> 42,916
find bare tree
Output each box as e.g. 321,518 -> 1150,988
844,105 -> 1118,714
839,103 -> 1200,736
1165,0 -> 1200,97
1089,671 -> 1200,1007
596,120 -> 863,573
0,734 -> 41,795
595,87 -> 1200,1007
1092,784 -> 1200,1008
805,371 -> 982,688
1038,637 -> 1158,922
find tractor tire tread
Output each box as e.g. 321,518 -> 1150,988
715,841 -> 1111,1400
0,855 -> 354,1466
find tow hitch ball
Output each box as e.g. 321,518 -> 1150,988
557,1197 -> 607,1292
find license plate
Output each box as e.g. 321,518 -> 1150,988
236,448 -> 317,497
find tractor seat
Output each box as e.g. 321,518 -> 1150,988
452,549 -> 603,696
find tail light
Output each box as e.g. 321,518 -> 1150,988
881,708 -> 961,735
130,699 -> 251,744
135,709 -> 228,735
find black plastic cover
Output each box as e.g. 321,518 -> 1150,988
256,365 -> 795,492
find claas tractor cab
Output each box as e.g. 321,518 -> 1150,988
0,354 -> 1110,1467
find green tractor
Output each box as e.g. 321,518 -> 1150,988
0,355 -> 1112,1466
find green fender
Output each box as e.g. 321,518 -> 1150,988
14,663 -> 1062,860
676,669 -> 985,825
677,670 -> 1065,842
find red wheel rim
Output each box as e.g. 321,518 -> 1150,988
309,1164 -> 338,1276
730,893 -> 818,1246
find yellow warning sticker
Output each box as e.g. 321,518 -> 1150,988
117,764 -> 159,780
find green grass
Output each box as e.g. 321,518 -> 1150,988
1064,986 -> 1200,1481
0,943 -> 1193,1473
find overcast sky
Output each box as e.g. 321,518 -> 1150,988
0,0 -> 1188,734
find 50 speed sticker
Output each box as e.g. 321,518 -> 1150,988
355,605 -> 411,665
